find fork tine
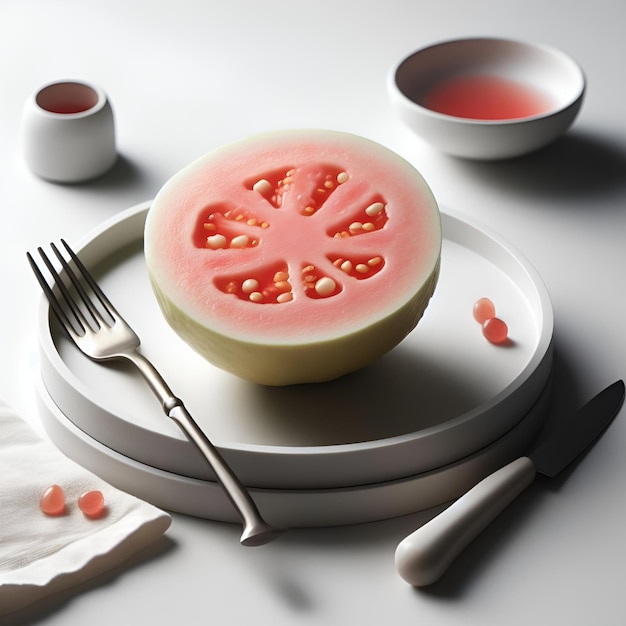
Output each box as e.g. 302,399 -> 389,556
60,239 -> 122,322
47,246 -> 97,331
39,244 -> 98,336
50,241 -> 106,330
26,250 -> 80,337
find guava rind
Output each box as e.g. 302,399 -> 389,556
148,259 -> 439,385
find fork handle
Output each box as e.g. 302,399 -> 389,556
129,352 -> 283,546
167,401 -> 282,545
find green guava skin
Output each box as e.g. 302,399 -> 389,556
148,262 -> 439,385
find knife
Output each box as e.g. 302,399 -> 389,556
395,379 -> 625,587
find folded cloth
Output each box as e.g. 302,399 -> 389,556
0,401 -> 171,617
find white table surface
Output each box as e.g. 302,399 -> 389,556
2,1 -> 626,624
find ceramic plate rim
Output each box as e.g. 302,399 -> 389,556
36,371 -> 552,527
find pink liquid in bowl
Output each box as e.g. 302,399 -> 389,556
420,74 -> 553,120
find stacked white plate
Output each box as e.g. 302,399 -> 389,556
36,202 -> 553,527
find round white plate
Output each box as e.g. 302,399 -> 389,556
38,202 -> 553,489
36,372 -> 551,526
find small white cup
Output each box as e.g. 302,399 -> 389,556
22,79 -> 117,182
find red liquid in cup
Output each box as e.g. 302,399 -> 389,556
36,82 -> 99,114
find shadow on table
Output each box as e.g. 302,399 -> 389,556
401,343 -> 611,598
447,129 -> 626,205
84,154 -> 148,190
35,152 -> 162,206
247,342 -> 606,602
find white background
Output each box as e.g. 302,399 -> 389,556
2,1 -> 626,624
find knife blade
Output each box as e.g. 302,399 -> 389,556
395,380 -> 625,587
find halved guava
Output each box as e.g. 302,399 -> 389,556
144,129 -> 441,385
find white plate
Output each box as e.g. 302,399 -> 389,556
37,202 -> 553,489
36,373 -> 551,526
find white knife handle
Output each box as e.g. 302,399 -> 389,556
395,456 -> 536,586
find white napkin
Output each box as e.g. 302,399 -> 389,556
0,401 -> 171,617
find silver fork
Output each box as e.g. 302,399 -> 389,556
27,239 -> 283,546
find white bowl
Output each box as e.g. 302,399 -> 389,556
388,37 -> 585,160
